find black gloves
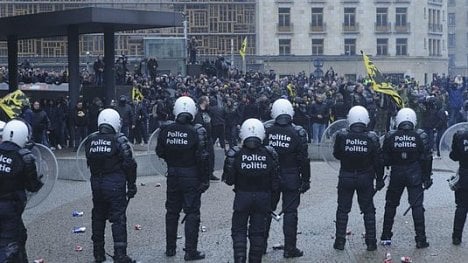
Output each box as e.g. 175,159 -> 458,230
300,181 -> 310,193
198,181 -> 210,193
423,177 -> 433,190
127,183 -> 137,199
375,179 -> 385,191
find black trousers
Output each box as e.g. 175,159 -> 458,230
231,191 -> 270,263
212,124 -> 226,149
335,169 -> 376,245
91,173 -> 128,257
453,170 -> 468,239
265,168 -> 301,250
0,199 -> 27,263
381,163 -> 426,242
165,167 -> 201,252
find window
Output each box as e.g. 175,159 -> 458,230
377,38 -> 388,56
344,8 -> 356,26
448,13 -> 456,26
278,8 -> 291,27
344,39 -> 356,55
448,54 -> 455,66
376,8 -> 388,26
311,39 -> 324,55
311,8 -> 323,27
396,38 -> 407,56
395,8 -> 407,26
279,39 -> 291,55
448,33 -> 456,48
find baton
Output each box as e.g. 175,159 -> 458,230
403,189 -> 425,216
270,190 -> 301,222
360,174 -> 388,215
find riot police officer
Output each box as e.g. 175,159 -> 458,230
333,106 -> 384,251
223,118 -> 280,263
156,96 -> 210,261
0,119 -> 43,262
85,109 -> 137,263
263,99 -> 310,258
449,129 -> 468,245
381,108 -> 433,248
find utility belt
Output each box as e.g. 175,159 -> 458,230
340,166 -> 373,174
167,166 -> 198,178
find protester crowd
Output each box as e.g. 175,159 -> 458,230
0,58 -> 463,158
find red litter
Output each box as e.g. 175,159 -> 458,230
75,245 -> 83,252
400,256 -> 412,263
34,259 -> 45,263
346,229 -> 352,235
134,224 -> 142,230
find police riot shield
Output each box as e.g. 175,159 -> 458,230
439,122 -> 468,173
26,143 -> 58,209
75,132 -> 135,181
319,119 -> 349,171
147,128 -> 167,176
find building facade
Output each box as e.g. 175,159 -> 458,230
447,0 -> 468,76
0,0 -> 255,60
257,0 -> 448,84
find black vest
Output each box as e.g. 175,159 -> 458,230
85,133 -> 121,175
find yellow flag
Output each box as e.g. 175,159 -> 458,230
239,37 -> 247,59
0,90 -> 30,119
131,87 -> 144,102
361,51 -> 404,108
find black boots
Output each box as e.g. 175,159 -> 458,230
93,243 -> 106,263
283,247 -> 303,258
453,235 -> 462,245
184,250 -> 205,261
114,247 -> 136,263
333,238 -> 346,250
166,248 -> 176,257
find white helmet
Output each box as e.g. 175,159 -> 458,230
173,96 -> 197,120
395,107 -> 417,127
271,99 -> 294,119
98,108 -> 121,133
239,118 -> 265,142
3,119 -> 30,148
347,106 -> 370,126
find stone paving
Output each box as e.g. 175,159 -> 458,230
22,152 -> 468,263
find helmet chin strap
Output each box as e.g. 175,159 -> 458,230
243,137 -> 262,149
275,114 -> 292,125
176,113 -> 193,124
398,121 -> 414,130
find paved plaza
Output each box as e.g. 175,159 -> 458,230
22,150 -> 467,263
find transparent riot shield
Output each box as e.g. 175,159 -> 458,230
319,119 -> 349,171
439,122 -> 468,173
147,129 -> 167,176
26,143 -> 58,209
75,132 -> 135,181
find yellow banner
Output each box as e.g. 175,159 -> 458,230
0,90 -> 30,119
361,51 -> 403,108
132,87 -> 144,102
239,37 -> 247,59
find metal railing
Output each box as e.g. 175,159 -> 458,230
309,23 -> 326,33
394,23 -> 410,33
277,23 -> 294,33
342,23 -> 359,33
375,22 -> 391,33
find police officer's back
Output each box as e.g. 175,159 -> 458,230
263,99 -> 310,258
223,118 -> 280,263
332,106 -> 383,251
0,119 -> 43,263
156,96 -> 209,261
381,108 -> 433,249
449,128 -> 468,245
85,109 -> 137,263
